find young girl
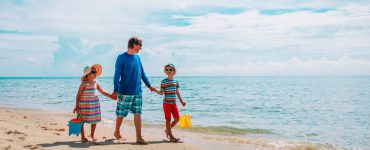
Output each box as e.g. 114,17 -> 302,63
154,63 -> 186,142
73,64 -> 112,143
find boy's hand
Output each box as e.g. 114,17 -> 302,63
181,102 -> 186,107
73,107 -> 80,114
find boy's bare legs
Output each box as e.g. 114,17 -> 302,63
166,119 -> 180,142
171,118 -> 179,128
165,118 -> 179,139
80,124 -> 89,143
91,123 -> 97,141
114,117 -> 124,140
134,114 -> 148,144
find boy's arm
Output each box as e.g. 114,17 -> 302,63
176,88 -> 186,107
156,87 -> 164,95
156,82 -> 164,95
74,82 -> 86,113
97,84 -> 112,99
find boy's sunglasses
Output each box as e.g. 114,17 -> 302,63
165,68 -> 173,71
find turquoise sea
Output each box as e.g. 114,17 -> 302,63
0,76 -> 369,149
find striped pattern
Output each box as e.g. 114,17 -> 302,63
161,79 -> 179,104
79,82 -> 101,124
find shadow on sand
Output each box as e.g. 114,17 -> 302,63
37,138 -> 182,148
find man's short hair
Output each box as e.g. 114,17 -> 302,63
127,36 -> 142,49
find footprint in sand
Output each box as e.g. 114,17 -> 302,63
24,144 -> 40,150
6,130 -> 25,135
19,136 -> 27,140
54,128 -> 65,131
40,126 -> 51,130
1,145 -> 11,150
6,130 -> 27,141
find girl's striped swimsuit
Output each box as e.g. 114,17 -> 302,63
79,81 -> 101,124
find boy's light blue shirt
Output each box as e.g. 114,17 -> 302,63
113,52 -> 151,95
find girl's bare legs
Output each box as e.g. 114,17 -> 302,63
80,124 -> 89,143
91,123 -> 97,141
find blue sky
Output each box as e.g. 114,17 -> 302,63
1,0 -> 370,76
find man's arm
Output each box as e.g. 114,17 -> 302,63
140,59 -> 155,91
113,55 -> 123,99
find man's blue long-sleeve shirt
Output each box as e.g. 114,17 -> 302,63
113,52 -> 151,95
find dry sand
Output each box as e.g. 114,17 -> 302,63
0,106 -> 343,150
0,107 -> 264,150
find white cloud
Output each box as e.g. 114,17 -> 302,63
0,0 -> 370,76
183,57 -> 370,76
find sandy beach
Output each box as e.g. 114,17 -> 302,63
0,106 -> 347,150
0,106 -> 263,150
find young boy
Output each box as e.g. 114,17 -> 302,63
154,63 -> 186,142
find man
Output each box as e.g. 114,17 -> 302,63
112,36 -> 155,144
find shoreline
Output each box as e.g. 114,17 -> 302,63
0,105 -> 348,150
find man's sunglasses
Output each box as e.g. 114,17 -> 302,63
165,68 -> 173,71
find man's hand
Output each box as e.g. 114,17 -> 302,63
149,87 -> 156,92
112,92 -> 118,100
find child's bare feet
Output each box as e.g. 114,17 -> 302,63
91,135 -> 97,142
136,138 -> 148,145
164,129 -> 169,139
81,137 -> 89,143
169,137 -> 180,143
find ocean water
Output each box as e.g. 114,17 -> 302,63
0,76 -> 369,149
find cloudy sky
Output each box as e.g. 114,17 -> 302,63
1,0 -> 370,76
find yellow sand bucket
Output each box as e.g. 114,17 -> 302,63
179,114 -> 192,129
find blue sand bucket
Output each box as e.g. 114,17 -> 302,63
68,114 -> 83,136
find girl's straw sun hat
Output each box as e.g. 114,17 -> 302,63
82,64 -> 102,77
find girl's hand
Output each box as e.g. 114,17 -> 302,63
109,94 -> 114,100
181,102 -> 186,107
73,107 -> 80,114
111,92 -> 118,100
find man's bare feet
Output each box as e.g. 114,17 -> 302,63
136,138 -> 148,145
114,132 -> 126,141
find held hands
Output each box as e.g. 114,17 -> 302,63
111,92 -> 118,101
149,87 -> 157,92
150,87 -> 162,95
